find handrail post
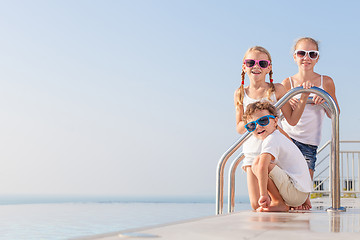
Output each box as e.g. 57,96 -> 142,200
327,93 -> 345,212
228,154 -> 244,213
216,133 -> 251,215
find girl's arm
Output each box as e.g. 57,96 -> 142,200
275,83 -> 309,126
281,77 -> 299,110
234,89 -> 247,134
322,76 -> 340,118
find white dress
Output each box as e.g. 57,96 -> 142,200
281,76 -> 325,146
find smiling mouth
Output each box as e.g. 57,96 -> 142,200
257,130 -> 265,135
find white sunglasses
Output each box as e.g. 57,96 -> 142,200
294,50 -> 319,60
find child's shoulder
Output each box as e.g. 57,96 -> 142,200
274,82 -> 286,90
270,130 -> 292,143
280,76 -> 294,90
281,76 -> 291,85
321,75 -> 336,89
264,129 -> 282,142
273,82 -> 287,97
322,75 -> 334,83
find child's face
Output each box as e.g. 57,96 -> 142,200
293,40 -> 319,70
246,109 -> 277,140
242,50 -> 271,82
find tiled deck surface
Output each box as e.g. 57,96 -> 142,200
77,198 -> 360,240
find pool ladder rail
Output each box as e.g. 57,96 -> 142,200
216,86 -> 345,215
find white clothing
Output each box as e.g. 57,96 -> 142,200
261,130 -> 313,193
281,76 -> 325,146
241,90 -> 278,168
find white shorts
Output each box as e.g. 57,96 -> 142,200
269,165 -> 309,207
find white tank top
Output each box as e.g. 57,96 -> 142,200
281,76 -> 325,146
242,90 -> 278,165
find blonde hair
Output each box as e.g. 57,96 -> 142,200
236,46 -> 275,110
243,101 -> 278,123
293,37 -> 320,52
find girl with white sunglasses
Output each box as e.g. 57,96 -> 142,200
281,37 -> 340,210
234,46 -> 310,210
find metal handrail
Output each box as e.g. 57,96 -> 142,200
317,140 -> 331,155
317,141 -> 360,155
216,86 -> 343,214
227,153 -> 244,213
215,132 -> 251,215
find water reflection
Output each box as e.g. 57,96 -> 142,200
328,210 -> 360,233
248,213 -> 310,231
329,212 -> 340,232
246,209 -> 360,233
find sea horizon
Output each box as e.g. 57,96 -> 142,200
0,194 -> 250,205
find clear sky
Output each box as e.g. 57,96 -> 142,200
0,0 -> 359,201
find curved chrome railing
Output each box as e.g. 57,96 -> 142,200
216,86 -> 344,215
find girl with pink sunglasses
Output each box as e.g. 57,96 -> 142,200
234,46 -> 310,210
281,37 -> 340,210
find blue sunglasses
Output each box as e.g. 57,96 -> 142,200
245,115 -> 276,132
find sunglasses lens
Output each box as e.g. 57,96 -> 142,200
259,60 -> 269,68
296,51 -> 306,58
309,51 -> 318,59
245,122 -> 256,132
245,60 -> 255,68
257,116 -> 270,126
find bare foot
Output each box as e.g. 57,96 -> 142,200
290,197 -> 312,211
301,197 -> 312,210
290,206 -> 302,210
256,206 -> 264,212
256,202 -> 289,212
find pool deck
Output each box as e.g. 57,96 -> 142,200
78,198 -> 360,240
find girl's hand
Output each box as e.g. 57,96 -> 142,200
312,95 -> 325,105
302,81 -> 313,89
302,81 -> 312,98
258,194 -> 271,208
303,81 -> 324,104
289,97 -> 299,110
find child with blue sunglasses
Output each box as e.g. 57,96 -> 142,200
243,101 -> 312,212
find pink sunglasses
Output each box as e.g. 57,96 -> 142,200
244,59 -> 271,68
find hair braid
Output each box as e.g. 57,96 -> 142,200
266,70 -> 275,101
236,70 -> 246,109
